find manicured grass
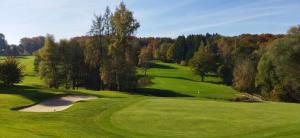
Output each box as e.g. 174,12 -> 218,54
0,56 -> 300,138
139,62 -> 240,100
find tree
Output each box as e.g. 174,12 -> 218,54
57,39 -> 85,90
147,39 -> 160,59
159,42 -> 172,62
233,59 -> 256,92
58,39 -> 73,89
217,37 -> 235,85
256,34 -> 300,102
84,6 -> 113,90
0,56 -> 24,86
0,33 -> 8,55
68,40 -> 85,90
217,63 -> 233,85
106,2 -> 140,91
191,46 -> 214,82
20,36 -> 45,55
166,44 -> 175,62
184,35 -> 205,63
138,47 -> 152,76
288,25 -> 300,36
173,36 -> 186,63
36,35 -> 61,89
85,14 -> 105,90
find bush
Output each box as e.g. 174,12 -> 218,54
0,57 -> 24,86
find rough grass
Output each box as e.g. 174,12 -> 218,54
0,56 -> 300,138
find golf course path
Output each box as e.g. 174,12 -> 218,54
19,95 -> 98,112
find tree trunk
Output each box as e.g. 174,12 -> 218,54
144,62 -> 149,77
144,68 -> 147,77
116,72 -> 120,91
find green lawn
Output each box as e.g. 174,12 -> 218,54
0,56 -> 300,138
139,62 -> 240,99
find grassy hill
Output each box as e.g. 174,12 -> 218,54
139,62 -> 239,99
0,56 -> 300,137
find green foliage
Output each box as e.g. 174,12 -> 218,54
36,35 -> 61,88
191,45 -> 216,82
166,44 -> 175,62
33,3 -> 140,91
173,35 -> 186,63
217,63 -> 233,85
138,47 -> 152,76
0,56 -> 24,86
106,2 -> 140,91
20,36 -> 45,55
158,42 -> 172,62
256,36 -> 300,102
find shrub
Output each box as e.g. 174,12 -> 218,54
0,57 -> 24,86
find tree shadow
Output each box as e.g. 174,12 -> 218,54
15,56 -> 28,59
152,75 -> 221,84
153,75 -> 200,82
0,85 -> 58,103
148,62 -> 176,69
134,88 -> 192,97
204,80 -> 222,84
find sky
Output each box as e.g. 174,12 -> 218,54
1,0 -> 300,44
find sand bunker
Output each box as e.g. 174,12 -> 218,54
19,95 -> 98,112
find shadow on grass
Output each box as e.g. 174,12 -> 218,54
204,80 -> 222,84
134,88 -> 192,97
149,62 -> 176,69
152,75 -> 222,84
153,75 -> 200,82
15,56 -> 28,59
0,85 -> 57,103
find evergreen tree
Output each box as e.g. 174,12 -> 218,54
173,36 -> 186,63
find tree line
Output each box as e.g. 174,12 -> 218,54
0,34 -> 45,56
176,27 -> 298,102
137,26 -> 299,102
34,2 -> 139,91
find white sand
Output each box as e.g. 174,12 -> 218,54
19,95 -> 98,112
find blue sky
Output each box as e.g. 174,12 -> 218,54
1,0 -> 300,44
